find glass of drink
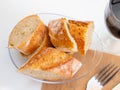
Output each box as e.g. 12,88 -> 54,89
104,0 -> 120,55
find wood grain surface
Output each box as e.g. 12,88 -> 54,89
41,50 -> 120,90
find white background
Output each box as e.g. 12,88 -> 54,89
0,0 -> 109,90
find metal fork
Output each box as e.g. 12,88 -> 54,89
86,63 -> 120,90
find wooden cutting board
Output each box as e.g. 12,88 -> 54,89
41,50 -> 120,90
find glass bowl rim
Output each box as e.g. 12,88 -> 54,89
8,12 -> 103,84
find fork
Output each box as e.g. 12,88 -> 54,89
86,63 -> 120,90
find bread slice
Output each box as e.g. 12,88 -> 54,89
9,15 -> 47,55
48,18 -> 78,53
18,47 -> 82,80
26,26 -> 53,59
35,27 -> 53,52
68,20 -> 94,55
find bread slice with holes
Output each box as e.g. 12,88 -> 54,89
68,20 -> 94,55
9,15 -> 47,55
18,47 -> 82,80
48,18 -> 78,53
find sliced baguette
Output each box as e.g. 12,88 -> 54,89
68,20 -> 94,55
18,47 -> 82,80
28,27 -> 53,58
48,18 -> 78,53
9,15 -> 47,55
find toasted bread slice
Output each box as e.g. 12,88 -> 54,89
9,15 -> 47,55
68,20 -> 94,55
26,27 -> 53,58
48,18 -> 78,53
34,27 -> 53,53
18,47 -> 82,80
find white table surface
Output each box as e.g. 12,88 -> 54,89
0,0 -> 109,90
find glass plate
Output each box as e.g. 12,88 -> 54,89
8,13 -> 103,84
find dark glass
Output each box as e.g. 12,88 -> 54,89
105,0 -> 120,39
106,17 -> 120,38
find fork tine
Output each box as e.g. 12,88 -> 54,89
87,64 -> 120,90
102,67 -> 120,86
95,64 -> 112,80
96,64 -> 120,86
97,64 -> 116,83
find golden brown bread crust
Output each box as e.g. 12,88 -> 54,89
17,24 -> 47,55
26,26 -> 53,58
38,26 -> 53,51
9,15 -> 47,55
48,18 -> 77,52
20,47 -> 73,70
47,57 -> 81,79
18,47 -> 82,80
68,20 -> 94,55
